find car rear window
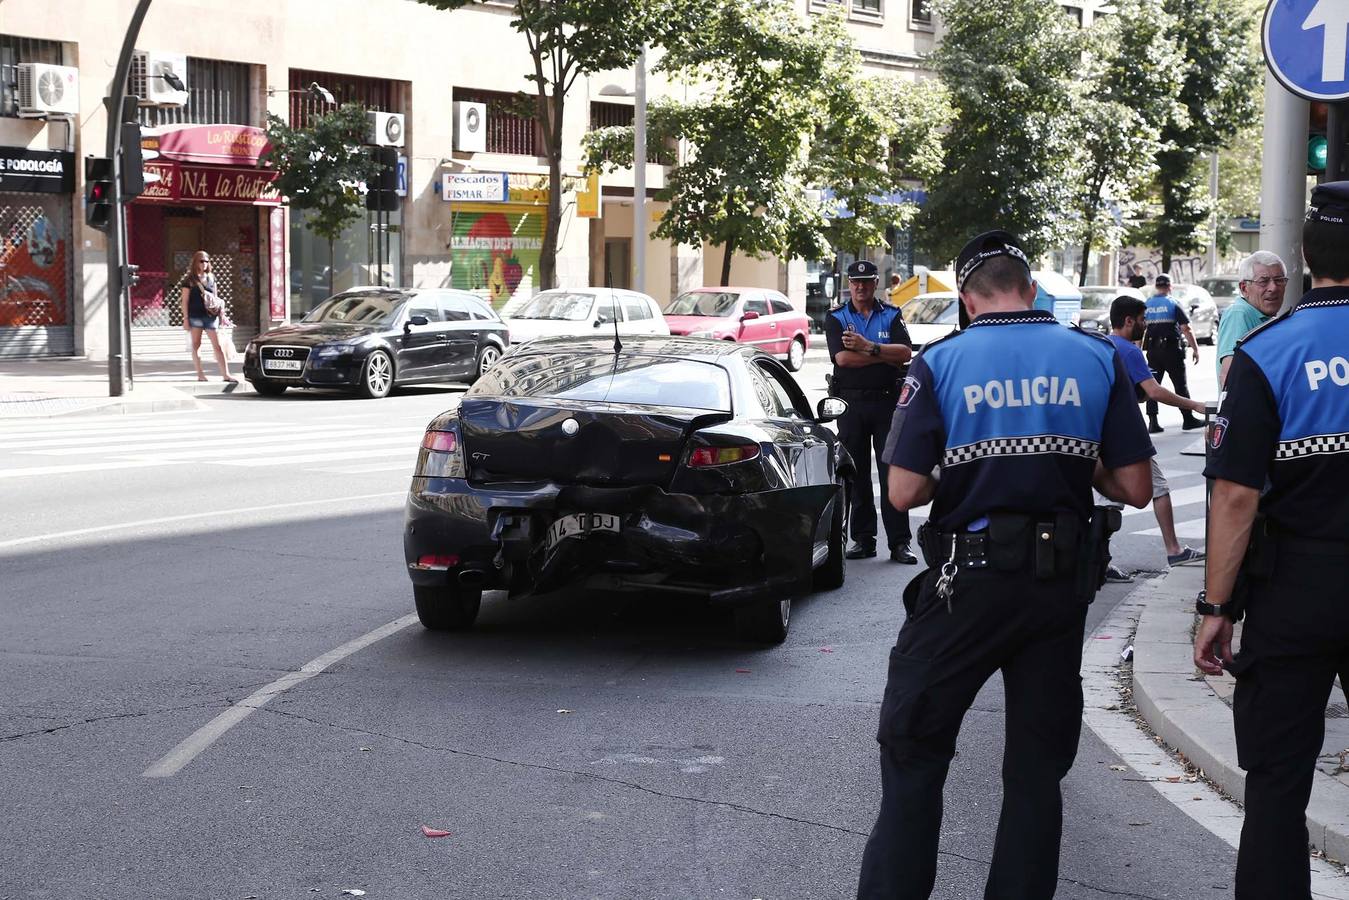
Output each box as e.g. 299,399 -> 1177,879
470,352 -> 731,411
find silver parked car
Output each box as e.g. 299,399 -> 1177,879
1170,283 -> 1218,344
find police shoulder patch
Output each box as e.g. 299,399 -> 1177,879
898,374 -> 921,408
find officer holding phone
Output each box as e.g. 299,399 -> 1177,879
825,259 -> 916,563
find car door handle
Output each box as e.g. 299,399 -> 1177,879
803,438 -> 822,448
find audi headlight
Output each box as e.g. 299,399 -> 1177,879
315,342 -> 359,357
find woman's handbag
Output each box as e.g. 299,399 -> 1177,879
200,275 -> 223,316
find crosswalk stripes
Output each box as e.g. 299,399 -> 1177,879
0,412 -> 431,479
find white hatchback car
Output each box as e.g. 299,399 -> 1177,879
504,288 -> 670,344
902,292 -> 961,348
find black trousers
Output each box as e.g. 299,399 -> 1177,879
1144,343 -> 1195,421
857,566 -> 1087,900
1232,547 -> 1349,900
837,398 -> 911,549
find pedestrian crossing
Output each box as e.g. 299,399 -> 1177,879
0,410 -> 433,479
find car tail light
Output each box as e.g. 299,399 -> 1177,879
412,553 -> 460,571
416,427 -> 465,478
686,443 -> 761,467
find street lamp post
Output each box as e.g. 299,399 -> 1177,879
633,46 -> 647,296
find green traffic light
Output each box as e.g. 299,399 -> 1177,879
1309,134 -> 1328,172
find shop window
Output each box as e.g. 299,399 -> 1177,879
137,58 -> 253,128
911,0 -> 933,27
289,68 -> 400,129
0,35 -> 64,118
455,88 -> 541,157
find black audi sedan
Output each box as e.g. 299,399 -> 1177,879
404,336 -> 852,643
243,287 -> 510,398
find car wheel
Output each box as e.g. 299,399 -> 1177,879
785,336 -> 807,372
250,379 -> 287,397
413,584 -> 482,631
812,488 -> 846,591
473,344 -> 502,383
357,349 -> 394,399
733,596 -> 791,644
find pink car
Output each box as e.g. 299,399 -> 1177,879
662,287 -> 811,371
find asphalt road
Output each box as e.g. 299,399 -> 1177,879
1,349 -> 1244,900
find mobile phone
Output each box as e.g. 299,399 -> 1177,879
846,323 -> 856,333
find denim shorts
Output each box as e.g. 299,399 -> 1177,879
187,317 -> 216,330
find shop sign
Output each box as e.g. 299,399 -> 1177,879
396,156 -> 408,198
139,161 -> 280,206
442,172 -> 508,202
0,148 -> 75,194
142,124 -> 272,166
449,209 -> 542,307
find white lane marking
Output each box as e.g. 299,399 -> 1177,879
29,426 -> 422,456
1133,516 -> 1207,539
1119,484 -> 1210,519
1083,595 -> 1349,896
143,614 -> 418,778
0,490 -> 405,551
0,411 -> 394,443
0,459 -> 188,480
311,462 -> 416,474
116,436 -> 420,464
215,447 -> 416,467
2,423 -> 292,450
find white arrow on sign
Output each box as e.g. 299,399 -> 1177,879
1303,0 -> 1349,83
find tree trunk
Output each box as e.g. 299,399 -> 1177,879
328,237 -> 335,298
1161,248 -> 1172,275
537,84 -> 566,292
720,235 -> 736,287
1078,227 -> 1094,287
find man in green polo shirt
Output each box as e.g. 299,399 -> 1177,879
1216,251 -> 1287,386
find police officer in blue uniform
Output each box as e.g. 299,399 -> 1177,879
1142,273 -> 1203,433
825,259 -> 917,563
1194,181 -> 1349,899
856,231 -> 1154,900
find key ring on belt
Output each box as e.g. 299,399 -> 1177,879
934,532 -> 959,613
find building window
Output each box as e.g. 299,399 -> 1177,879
911,0 -> 933,27
853,0 -> 882,15
588,101 -> 672,165
289,68 -> 400,129
455,88 -> 540,157
0,34 -> 65,118
137,58 -> 252,127
1062,5 -> 1083,26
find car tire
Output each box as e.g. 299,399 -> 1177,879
472,344 -> 502,384
250,379 -> 287,397
733,596 -> 791,644
785,336 -> 807,372
413,584 -> 482,631
812,489 -> 846,591
357,350 -> 394,399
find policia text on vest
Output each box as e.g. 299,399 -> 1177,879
1194,181 -> 1349,900
856,231 -> 1154,900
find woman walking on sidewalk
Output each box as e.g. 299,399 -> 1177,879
180,250 -> 236,383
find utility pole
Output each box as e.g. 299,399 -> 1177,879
633,46 -> 647,295
1208,152 -> 1219,276
1259,69 -> 1308,311
105,0 -> 154,396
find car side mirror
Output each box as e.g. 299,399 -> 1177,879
405,314 -> 429,333
741,311 -> 760,322
816,396 -> 848,423
593,319 -> 603,328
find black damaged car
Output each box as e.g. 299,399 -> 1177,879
243,287 -> 509,399
404,336 -> 852,643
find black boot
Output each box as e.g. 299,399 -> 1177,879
1148,418 -> 1164,434
845,540 -> 877,560
889,544 -> 918,565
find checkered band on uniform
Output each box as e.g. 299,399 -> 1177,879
1276,433 -> 1349,460
943,435 -> 1101,467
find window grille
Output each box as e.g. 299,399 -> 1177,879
0,35 -> 64,118
289,68 -> 400,129
455,88 -> 541,157
137,57 -> 253,127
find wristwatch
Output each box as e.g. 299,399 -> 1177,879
1194,589 -> 1232,619
868,343 -> 881,357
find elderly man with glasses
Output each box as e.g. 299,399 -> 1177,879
1216,251 -> 1288,387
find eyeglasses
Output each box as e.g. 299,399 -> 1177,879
1244,276 -> 1288,288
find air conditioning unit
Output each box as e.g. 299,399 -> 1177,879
16,63 -> 80,118
130,51 -> 189,106
453,101 -> 487,153
365,111 -> 405,147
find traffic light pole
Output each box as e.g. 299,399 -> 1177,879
1261,70 -> 1308,312
1328,102 -> 1346,182
104,0 -> 153,397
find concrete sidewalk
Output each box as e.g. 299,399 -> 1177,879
0,355 -> 247,419
1132,565 -> 1349,862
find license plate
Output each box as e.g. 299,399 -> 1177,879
546,513 -> 620,550
263,359 -> 302,371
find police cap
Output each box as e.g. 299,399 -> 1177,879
955,230 -> 1031,291
1308,180 -> 1349,227
846,259 -> 879,280
1154,273 -> 1171,287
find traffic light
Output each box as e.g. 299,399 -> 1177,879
1309,102 -> 1329,177
120,122 -> 146,198
84,156 -> 114,231
365,145 -> 400,212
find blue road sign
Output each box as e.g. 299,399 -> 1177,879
1264,0 -> 1349,101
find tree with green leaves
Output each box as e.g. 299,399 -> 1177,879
1071,0 -> 1183,284
262,103 -> 378,297
414,0 -> 707,291
918,0 -> 1086,264
1135,0 -> 1260,272
582,1 -> 951,285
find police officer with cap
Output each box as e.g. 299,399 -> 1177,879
1194,181 -> 1349,899
1142,273 -> 1203,433
825,258 -> 917,563
857,230 -> 1154,899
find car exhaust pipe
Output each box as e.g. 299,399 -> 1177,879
458,568 -> 487,588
